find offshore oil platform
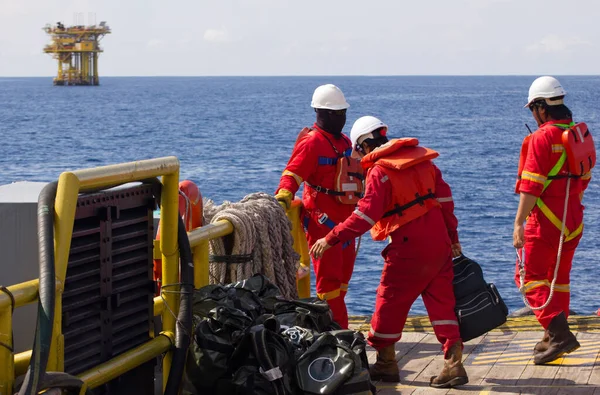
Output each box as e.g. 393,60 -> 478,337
43,18 -> 111,86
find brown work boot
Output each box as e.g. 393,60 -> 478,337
534,312 -> 580,365
369,345 -> 400,382
533,330 -> 550,354
430,341 -> 469,388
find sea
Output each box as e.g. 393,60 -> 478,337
1,76 -> 598,316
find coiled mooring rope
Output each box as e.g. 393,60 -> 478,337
204,192 -> 299,299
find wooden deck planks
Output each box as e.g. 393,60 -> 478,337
351,315 -> 600,394
551,332 -> 598,388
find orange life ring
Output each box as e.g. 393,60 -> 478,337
153,180 -> 203,294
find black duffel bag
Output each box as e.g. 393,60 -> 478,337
452,254 -> 508,342
192,283 -> 265,320
183,306 -> 253,394
273,297 -> 342,332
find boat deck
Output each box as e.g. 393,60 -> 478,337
349,315 -> 600,394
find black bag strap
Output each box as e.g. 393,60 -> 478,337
251,329 -> 286,395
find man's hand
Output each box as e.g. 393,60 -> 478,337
275,189 -> 293,210
310,238 -> 331,259
513,223 -> 525,248
451,242 -> 462,258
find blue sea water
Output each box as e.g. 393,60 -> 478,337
0,76 -> 598,316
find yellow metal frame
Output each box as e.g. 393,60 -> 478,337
0,157 -> 181,394
287,199 -> 311,298
1,159 -> 312,394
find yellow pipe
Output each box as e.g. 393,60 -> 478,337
78,332 -> 173,390
287,199 -> 311,298
188,220 -> 233,289
0,280 -> 41,311
187,220 -> 233,246
194,240 -> 209,289
49,171 -> 80,372
72,156 -> 179,191
0,307 -> 13,395
153,296 -> 164,317
14,350 -> 31,377
159,171 -> 180,391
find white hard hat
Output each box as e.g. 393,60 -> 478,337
525,76 -> 567,108
350,115 -> 388,151
310,84 -> 350,110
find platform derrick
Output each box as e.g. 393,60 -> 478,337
43,20 -> 111,86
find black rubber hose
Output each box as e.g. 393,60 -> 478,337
164,215 -> 194,395
18,181 -> 58,395
142,177 -> 194,395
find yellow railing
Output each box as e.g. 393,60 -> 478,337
1,158 -> 311,395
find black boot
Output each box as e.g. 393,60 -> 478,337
533,330 -> 550,354
534,312 -> 580,365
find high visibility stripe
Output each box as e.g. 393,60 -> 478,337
283,170 -> 303,186
436,197 -> 453,203
522,171 -> 547,184
354,209 -> 376,226
536,200 -> 583,241
541,151 -> 567,192
523,280 -> 550,292
554,122 -> 576,129
554,283 -> 571,292
317,288 -> 341,300
431,320 -> 459,326
552,144 -> 565,153
567,223 -> 584,241
369,328 -> 402,339
340,283 -> 349,292
381,175 -> 389,183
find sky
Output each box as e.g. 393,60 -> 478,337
0,0 -> 599,76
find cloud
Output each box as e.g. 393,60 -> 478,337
526,35 -> 591,53
203,28 -> 230,43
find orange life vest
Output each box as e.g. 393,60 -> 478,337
515,122 -> 596,193
299,128 -> 364,205
362,138 -> 441,241
561,122 -> 596,176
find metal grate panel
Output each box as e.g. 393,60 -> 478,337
62,183 -> 157,394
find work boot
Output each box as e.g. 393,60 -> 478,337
369,345 -> 400,382
430,341 -> 469,388
533,330 -> 550,354
534,312 -> 580,365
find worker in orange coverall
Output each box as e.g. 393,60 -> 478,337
275,84 -> 358,329
514,76 -> 592,365
310,116 -> 468,388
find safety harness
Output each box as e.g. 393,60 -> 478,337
307,133 -> 364,204
517,121 -> 595,311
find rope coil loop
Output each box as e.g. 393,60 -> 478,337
204,192 -> 299,299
